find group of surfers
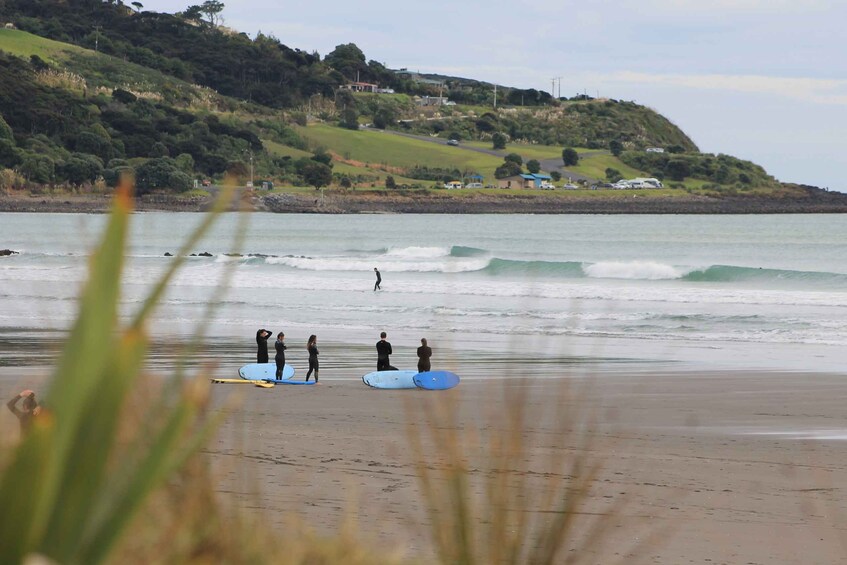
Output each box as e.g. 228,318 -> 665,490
6,326 -> 434,434
255,328 -> 433,382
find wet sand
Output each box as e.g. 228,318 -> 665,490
2,334 -> 846,563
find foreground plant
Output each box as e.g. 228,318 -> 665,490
0,182 -> 231,565
406,380 -> 633,565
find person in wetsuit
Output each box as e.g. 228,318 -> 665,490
376,331 -> 396,371
7,389 -> 41,435
274,332 -> 287,379
256,328 -> 272,364
374,267 -> 381,291
305,334 -> 319,383
417,338 -> 432,373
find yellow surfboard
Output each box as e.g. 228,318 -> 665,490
211,378 -> 258,384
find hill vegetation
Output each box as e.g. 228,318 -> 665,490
0,0 -> 831,206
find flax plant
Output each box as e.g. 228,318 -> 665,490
0,180 -> 233,565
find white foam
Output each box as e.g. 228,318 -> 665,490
264,255 -> 490,273
383,246 -> 450,259
214,254 -> 244,263
583,260 -> 685,280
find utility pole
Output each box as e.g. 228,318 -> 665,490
94,25 -> 101,53
493,84 -> 497,108
244,150 -> 254,189
551,76 -> 562,99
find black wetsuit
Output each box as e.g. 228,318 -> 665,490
374,270 -> 381,291
274,339 -> 287,379
256,329 -> 270,364
417,345 -> 432,373
376,339 -> 395,371
306,344 -> 319,382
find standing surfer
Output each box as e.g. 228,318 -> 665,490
256,328 -> 272,364
376,331 -> 396,371
7,389 -> 41,435
374,267 -> 381,291
417,338 -> 432,373
274,332 -> 287,379
306,334 -> 320,383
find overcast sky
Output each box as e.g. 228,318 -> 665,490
140,0 -> 846,191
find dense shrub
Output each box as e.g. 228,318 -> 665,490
135,157 -> 192,194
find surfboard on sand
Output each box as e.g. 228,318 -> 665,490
238,363 -> 294,381
212,378 -> 261,384
362,370 -> 418,389
414,371 -> 460,390
262,379 -> 317,385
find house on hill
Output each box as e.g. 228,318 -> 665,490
341,81 -> 378,93
497,173 -> 552,189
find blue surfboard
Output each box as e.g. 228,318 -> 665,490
414,371 -> 460,390
362,370 -> 418,389
262,378 -> 317,385
239,363 -> 294,380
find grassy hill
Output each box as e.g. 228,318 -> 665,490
0,6 -> 812,203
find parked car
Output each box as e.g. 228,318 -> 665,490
563,183 -> 579,189
465,182 -> 483,189
447,139 -> 459,146
539,182 -> 556,190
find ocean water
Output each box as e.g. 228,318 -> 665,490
0,212 -> 845,373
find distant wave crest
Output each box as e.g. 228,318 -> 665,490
682,264 -> 847,285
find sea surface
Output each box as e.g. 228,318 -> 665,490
0,212 -> 845,375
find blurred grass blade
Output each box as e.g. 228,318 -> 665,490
45,186 -> 130,436
0,413 -> 55,562
130,183 -> 233,330
41,329 -> 148,562
80,385 -> 223,565
29,185 -> 132,558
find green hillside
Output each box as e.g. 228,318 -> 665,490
295,124 -> 503,180
0,28 -> 87,61
0,2 -> 790,198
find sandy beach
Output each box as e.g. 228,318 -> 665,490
3,333 -> 846,564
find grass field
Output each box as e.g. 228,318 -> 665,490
263,139 -> 423,187
461,141 -> 596,161
0,29 -> 87,62
569,154 -> 646,181
294,124 -> 504,180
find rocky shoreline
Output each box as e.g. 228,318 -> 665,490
2,187 -> 847,214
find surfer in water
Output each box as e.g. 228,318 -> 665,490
256,328 -> 272,364
305,334 -> 319,383
376,331 -> 396,371
417,338 -> 432,373
374,267 -> 381,291
274,332 -> 287,379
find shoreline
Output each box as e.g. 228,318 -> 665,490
2,189 -> 847,214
